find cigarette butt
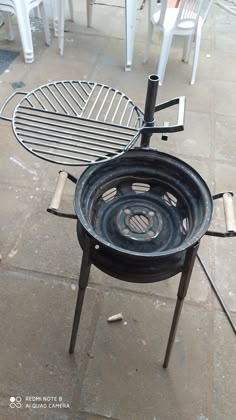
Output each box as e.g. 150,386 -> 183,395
107,313 -> 123,322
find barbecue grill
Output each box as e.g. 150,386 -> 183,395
1,74 -> 235,368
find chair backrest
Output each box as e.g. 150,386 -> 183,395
176,0 -> 204,29
150,0 -> 204,28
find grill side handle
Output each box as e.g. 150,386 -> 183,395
139,96 -> 186,136
0,91 -> 28,122
206,192 -> 236,237
47,171 -> 77,219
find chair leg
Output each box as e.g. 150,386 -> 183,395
69,235 -> 93,354
191,23 -> 202,85
125,0 -> 137,71
143,22 -> 154,63
68,0 -> 74,21
56,0 -> 65,55
52,0 -> 59,37
156,31 -> 173,86
3,12 -> 14,41
163,242 -> 199,368
38,2 -> 51,46
15,6 -> 34,63
182,34 -> 193,63
86,0 -> 94,27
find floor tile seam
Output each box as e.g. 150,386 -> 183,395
0,266 -> 80,285
212,305 -> 236,317
92,282 -> 213,310
0,181 -> 75,197
212,78 -> 236,86
0,181 -> 42,190
0,266 -> 213,311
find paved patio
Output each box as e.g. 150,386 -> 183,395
0,1 -> 236,419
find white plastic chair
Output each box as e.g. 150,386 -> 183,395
0,0 -> 50,64
143,0 -> 210,85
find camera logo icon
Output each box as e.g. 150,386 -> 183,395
10,396 -> 22,408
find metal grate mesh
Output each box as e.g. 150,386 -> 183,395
13,81 -> 142,165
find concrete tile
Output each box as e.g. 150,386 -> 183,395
0,185 -> 38,261
0,268 -> 99,417
4,192 -> 81,279
215,28 -> 236,54
213,235 -> 236,312
213,312 -> 236,420
211,51 -> 236,83
213,81 -> 236,117
214,161 -> 236,193
215,114 -> 236,163
79,290 -> 212,420
210,162 -> 236,311
0,123 -> 42,188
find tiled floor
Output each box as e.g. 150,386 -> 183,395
0,1 -> 235,419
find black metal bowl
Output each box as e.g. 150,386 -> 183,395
74,148 -> 213,281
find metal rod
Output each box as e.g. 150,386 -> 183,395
17,107 -> 138,133
78,80 -> 93,96
69,235 -> 93,354
111,94 -> 124,123
32,92 -> 47,110
104,89 -> 117,122
163,242 -> 200,368
141,74 -> 159,148
197,253 -> 236,335
53,83 -> 78,115
120,99 -> 131,125
61,81 -> 84,111
39,88 -> 58,113
22,138 -> 118,157
22,139 -> 109,159
17,125 -> 128,149
69,82 -> 87,103
16,117 -> 132,143
23,139 -> 117,158
87,85 -> 104,119
31,149 -> 93,163
80,83 -> 97,116
96,87 -> 112,120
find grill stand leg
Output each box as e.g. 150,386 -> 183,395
69,235 -> 93,354
163,241 -> 200,368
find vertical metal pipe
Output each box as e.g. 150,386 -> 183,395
163,242 -> 200,368
69,234 -> 93,354
141,74 -> 159,148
